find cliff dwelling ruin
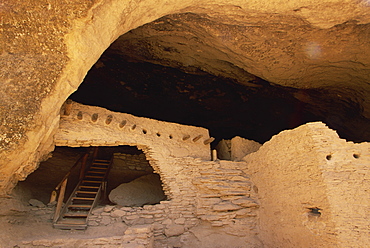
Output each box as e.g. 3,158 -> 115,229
1,0 -> 370,247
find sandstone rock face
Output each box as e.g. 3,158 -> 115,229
109,174 -> 166,207
1,1 -> 370,247
1,0 -> 370,197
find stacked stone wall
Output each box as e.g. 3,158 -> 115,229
51,104 -> 261,246
193,160 -> 259,232
72,157 -> 259,247
112,153 -> 153,172
311,124 -> 370,247
243,122 -> 370,248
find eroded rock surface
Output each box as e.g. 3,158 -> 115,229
1,0 -> 370,217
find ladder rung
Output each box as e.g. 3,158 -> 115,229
85,175 -> 104,179
63,213 -> 89,218
90,166 -> 108,169
82,180 -> 102,183
79,186 -> 99,189
68,204 -> 92,209
87,171 -> 106,174
72,197 -> 95,201
57,218 -> 87,224
94,159 -> 110,162
92,162 -> 110,165
76,190 -> 97,194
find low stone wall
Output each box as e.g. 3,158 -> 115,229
88,203 -> 199,241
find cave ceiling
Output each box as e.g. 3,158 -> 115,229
71,8 -> 370,143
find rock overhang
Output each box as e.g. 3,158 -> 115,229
1,0 -> 370,195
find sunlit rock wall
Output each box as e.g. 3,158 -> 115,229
1,0 -> 370,196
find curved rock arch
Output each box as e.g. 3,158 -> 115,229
1,0 -> 369,195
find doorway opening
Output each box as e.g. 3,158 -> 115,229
15,145 -> 166,209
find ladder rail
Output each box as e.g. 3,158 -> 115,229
53,180 -> 85,226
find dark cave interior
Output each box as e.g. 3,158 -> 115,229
70,14 -> 369,144
16,146 -> 164,206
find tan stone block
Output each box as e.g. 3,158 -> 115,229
133,224 -> 153,233
164,224 -> 185,237
110,209 -> 127,218
125,214 -> 140,220
235,208 -> 253,217
174,217 -> 186,225
232,197 -> 259,208
162,219 -> 172,225
210,221 -> 224,227
213,201 -> 242,212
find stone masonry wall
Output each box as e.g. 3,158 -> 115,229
53,105 -> 260,247
55,101 -> 212,160
193,160 -> 259,232
12,155 -> 260,247
54,101 -> 214,199
85,157 -> 260,247
49,103 -> 259,244
243,122 -> 370,248
112,153 -> 153,173
310,123 -> 370,247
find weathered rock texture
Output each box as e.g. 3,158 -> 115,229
1,0 -> 370,196
1,0 -> 370,247
243,122 -> 370,248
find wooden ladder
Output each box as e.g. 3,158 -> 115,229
53,158 -> 112,230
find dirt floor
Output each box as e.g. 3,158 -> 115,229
0,200 -> 128,247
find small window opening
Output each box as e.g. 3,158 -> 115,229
353,153 -> 360,159
307,207 -> 322,217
